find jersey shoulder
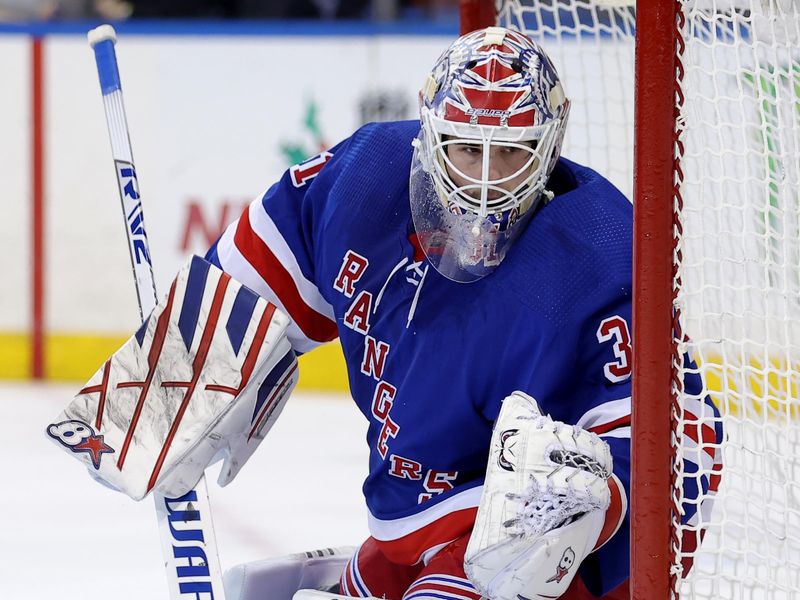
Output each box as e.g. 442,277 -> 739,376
548,156 -> 632,266
503,157 -> 632,327
309,120 -> 419,229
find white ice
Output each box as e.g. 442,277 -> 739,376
1,382 -> 370,599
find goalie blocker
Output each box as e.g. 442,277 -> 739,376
46,255 -> 299,500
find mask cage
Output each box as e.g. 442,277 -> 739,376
420,107 -> 561,220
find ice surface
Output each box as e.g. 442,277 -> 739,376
1,382 -> 369,599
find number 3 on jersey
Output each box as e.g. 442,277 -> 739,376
596,316 -> 632,383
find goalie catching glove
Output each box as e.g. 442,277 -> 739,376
46,255 -> 298,500
465,391 -> 618,600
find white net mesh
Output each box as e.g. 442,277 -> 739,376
673,1 -> 800,598
497,0 -> 636,199
494,0 -> 800,598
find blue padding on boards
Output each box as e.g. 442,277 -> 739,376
92,38 -> 121,95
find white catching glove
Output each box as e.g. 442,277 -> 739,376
46,255 -> 298,500
464,391 -> 613,600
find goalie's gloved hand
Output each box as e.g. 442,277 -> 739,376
465,391 -> 612,600
46,256 -> 299,500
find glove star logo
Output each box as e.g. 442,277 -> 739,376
497,428 -> 519,471
47,419 -> 115,469
546,547 -> 576,584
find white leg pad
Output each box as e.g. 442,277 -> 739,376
224,548 -> 354,600
294,590 -> 383,600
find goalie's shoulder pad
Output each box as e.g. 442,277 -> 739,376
46,255 -> 298,500
465,391 -> 613,600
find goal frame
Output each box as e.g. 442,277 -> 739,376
459,2 -> 680,598
630,4 -> 680,599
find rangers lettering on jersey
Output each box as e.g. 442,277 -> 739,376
334,252 -> 403,461
361,336 -> 390,380
389,455 -> 423,480
334,248 -> 461,499
344,291 -> 373,334
334,251 -> 369,298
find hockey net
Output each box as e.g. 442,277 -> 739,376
461,1 -> 800,598
668,2 -> 800,598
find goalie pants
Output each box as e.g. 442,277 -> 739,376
338,535 -> 629,600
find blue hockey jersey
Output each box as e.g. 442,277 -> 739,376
207,120 -> 720,596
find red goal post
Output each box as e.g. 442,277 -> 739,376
459,1 -> 800,599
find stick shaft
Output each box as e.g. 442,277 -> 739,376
90,27 -> 156,320
88,25 -> 227,599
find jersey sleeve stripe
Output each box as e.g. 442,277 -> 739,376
340,557 -> 355,596
709,461 -> 721,492
577,396 -> 631,436
594,473 -> 627,550
597,426 -> 631,439
681,409 -> 719,457
233,206 -> 338,345
678,437 -> 717,472
246,200 -> 336,322
588,414 -> 631,435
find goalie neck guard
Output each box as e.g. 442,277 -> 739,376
410,26 -> 570,282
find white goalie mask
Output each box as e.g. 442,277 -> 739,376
410,26 -> 570,282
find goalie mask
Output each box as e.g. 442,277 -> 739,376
410,26 -> 570,282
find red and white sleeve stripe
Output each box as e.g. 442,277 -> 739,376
577,396 -> 632,439
677,394 -> 723,494
214,198 -> 338,354
576,397 -> 631,550
594,473 -> 627,550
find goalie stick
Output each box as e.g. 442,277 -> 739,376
87,25 -> 227,599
